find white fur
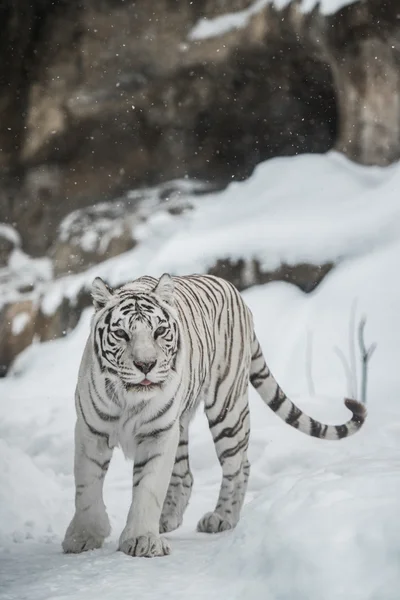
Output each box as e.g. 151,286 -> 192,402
63,274 -> 365,558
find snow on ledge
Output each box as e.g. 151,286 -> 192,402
0,223 -> 20,247
307,0 -> 361,14
188,0 -> 361,41
11,312 -> 30,336
188,0 -> 270,41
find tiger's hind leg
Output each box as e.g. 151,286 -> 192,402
159,416 -> 194,534
197,391 -> 251,533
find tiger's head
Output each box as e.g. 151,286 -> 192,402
90,274 -> 180,394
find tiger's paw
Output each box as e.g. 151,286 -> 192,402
159,513 -> 182,534
62,527 -> 106,554
197,511 -> 232,534
62,511 -> 110,554
119,533 -> 171,558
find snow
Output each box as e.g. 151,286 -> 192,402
188,0 -> 270,41
0,250 -> 52,310
0,224 -> 20,247
1,150 -> 400,599
188,0 -> 361,41
149,152 -> 400,276
303,0 -> 361,13
11,312 -> 30,336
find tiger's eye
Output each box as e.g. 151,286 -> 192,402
114,328 -> 128,340
154,326 -> 167,338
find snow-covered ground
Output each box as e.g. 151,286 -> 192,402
1,151 -> 400,600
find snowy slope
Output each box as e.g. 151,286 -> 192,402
1,151 -> 400,600
37,151 -> 400,317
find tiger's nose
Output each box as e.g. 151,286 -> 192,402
134,360 -> 156,375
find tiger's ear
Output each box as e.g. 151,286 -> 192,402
152,273 -> 175,306
91,277 -> 114,311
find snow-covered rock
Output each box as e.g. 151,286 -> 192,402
0,224 -> 21,268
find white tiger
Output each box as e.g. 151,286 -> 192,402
62,273 -> 366,558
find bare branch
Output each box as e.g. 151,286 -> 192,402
357,316 -> 377,405
332,306 -> 377,405
348,298 -> 358,400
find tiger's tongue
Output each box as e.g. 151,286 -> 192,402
141,379 -> 152,386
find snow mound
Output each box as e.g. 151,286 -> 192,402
0,439 -> 67,545
150,152 -> 400,276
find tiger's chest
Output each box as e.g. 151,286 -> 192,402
103,386 -> 181,460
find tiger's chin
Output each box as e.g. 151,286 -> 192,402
119,369 -> 176,398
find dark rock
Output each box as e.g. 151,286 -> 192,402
36,286 -> 92,343
50,203 -> 137,277
0,0 -> 338,254
0,299 -> 37,377
323,1 -> 400,166
208,258 -> 334,293
49,178 -> 209,276
0,0 -> 81,172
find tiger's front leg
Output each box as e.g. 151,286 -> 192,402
159,415 -> 193,534
119,421 -> 180,558
62,419 -> 113,554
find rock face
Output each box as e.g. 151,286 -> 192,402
0,0 -> 338,254
3,0 -> 396,255
208,259 -> 334,294
1,1 -> 398,256
50,204 -> 137,277
298,0 -> 400,167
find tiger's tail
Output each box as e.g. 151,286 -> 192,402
250,334 -> 366,440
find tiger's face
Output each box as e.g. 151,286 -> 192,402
91,274 -> 179,394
